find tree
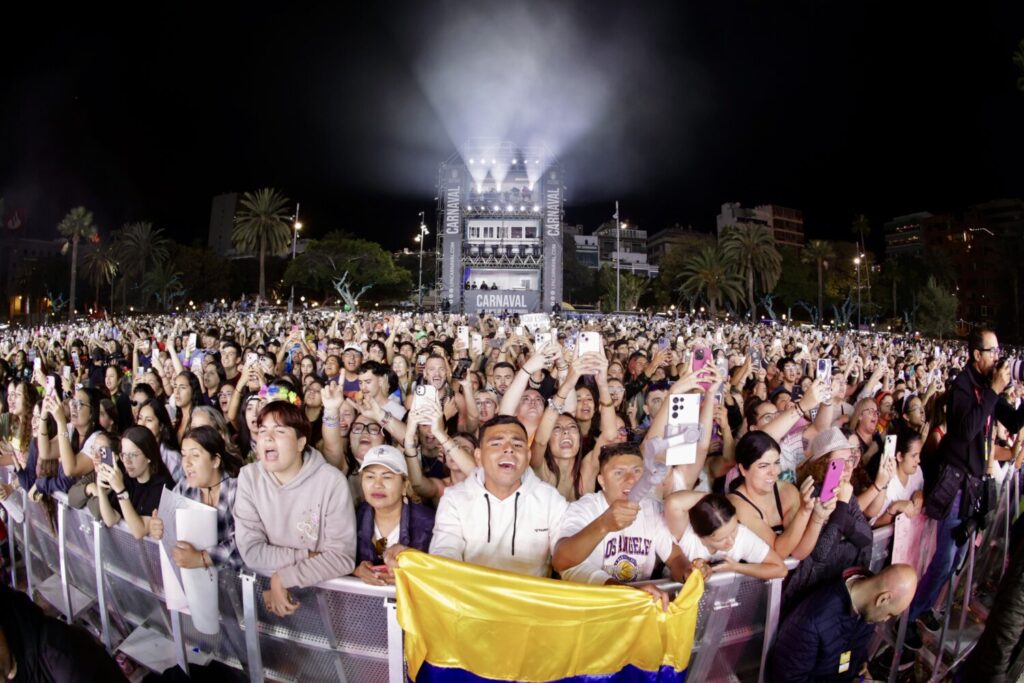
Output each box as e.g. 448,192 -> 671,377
232,188 -> 292,302
282,231 -> 413,304
142,260 -> 186,312
801,240 -> 835,325
57,207 -> 98,319
597,266 -> 650,312
82,242 -> 118,312
1014,38 -> 1024,93
112,222 -> 171,309
720,223 -> 782,318
916,277 -> 957,339
677,247 -> 744,315
171,243 -> 238,303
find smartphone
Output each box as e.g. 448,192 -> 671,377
188,333 -> 197,349
816,358 -> 832,380
62,365 -> 71,381
71,351 -> 80,370
457,325 -> 470,348
535,332 -> 552,348
99,446 -> 114,469
318,340 -> 327,353
45,376 -> 55,396
33,357 -> 42,373
665,393 -> 701,466
413,384 -> 438,413
578,332 -> 602,355
884,434 -> 897,464
245,351 -> 258,366
658,336 -> 669,351
471,333 -> 483,356
514,326 -> 525,337
714,357 -> 729,402
819,459 -> 844,504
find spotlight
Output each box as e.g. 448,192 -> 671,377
467,205 -> 472,211
519,205 -> 525,211
533,205 -> 540,212
493,205 -> 499,211
469,158 -> 475,164
506,205 -> 514,211
491,158 -> 496,164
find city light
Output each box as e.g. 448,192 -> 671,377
294,221 -> 303,230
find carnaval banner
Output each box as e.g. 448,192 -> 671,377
395,551 -> 703,682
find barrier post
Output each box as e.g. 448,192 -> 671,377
21,514 -> 32,598
92,520 -> 112,651
1,508 -> 14,588
385,598 -> 404,683
686,575 -> 740,681
169,609 -> 190,676
886,609 -> 910,683
239,572 -> 265,683
758,576 -> 783,683
57,502 -> 73,621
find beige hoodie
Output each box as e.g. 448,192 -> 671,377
233,447 -> 356,588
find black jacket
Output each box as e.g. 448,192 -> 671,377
772,571 -> 875,682
356,500 -> 435,565
940,364 -> 1024,480
0,583 -> 128,682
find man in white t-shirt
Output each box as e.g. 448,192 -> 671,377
553,443 -> 691,606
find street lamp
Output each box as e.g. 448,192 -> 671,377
415,211 -> 429,308
288,202 -> 302,315
853,254 -> 862,329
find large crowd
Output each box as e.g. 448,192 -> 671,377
1,309 -> 1023,681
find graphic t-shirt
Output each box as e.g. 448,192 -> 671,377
555,493 -> 675,584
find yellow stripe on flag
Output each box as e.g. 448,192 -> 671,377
395,550 -> 703,682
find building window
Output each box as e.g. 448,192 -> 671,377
511,227 -> 523,239
525,227 -> 537,239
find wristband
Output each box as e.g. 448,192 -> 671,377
113,488 -> 126,496
599,398 -> 614,408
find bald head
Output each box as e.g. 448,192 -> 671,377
853,564 -> 918,624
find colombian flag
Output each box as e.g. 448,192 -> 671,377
395,551 -> 703,682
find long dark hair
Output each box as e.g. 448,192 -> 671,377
174,372 -> 204,430
730,431 -> 782,491
137,398 -> 180,451
690,493 -> 737,537
122,425 -> 172,481
72,387 -> 103,453
182,425 -> 243,478
543,414 -> 584,498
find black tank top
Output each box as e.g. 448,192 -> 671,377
734,483 -> 786,535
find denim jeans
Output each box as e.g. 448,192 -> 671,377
909,492 -> 967,621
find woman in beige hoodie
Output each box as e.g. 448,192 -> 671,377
233,402 -> 356,617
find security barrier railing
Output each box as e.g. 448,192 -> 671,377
2,466 -> 1018,683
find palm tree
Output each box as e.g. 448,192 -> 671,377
142,260 -> 185,312
232,188 -> 292,302
720,223 -> 782,319
113,222 -> 170,309
82,242 -> 118,312
57,207 -> 98,319
678,247 -> 744,315
1013,38 -> 1024,93
801,240 -> 835,325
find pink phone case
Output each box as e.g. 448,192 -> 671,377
819,459 -> 844,504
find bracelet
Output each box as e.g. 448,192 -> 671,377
794,402 -> 806,419
872,482 -> 883,493
113,488 -> 126,496
380,412 -> 392,428
599,398 -> 614,408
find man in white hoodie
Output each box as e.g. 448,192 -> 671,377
553,442 -> 691,606
428,415 -> 568,577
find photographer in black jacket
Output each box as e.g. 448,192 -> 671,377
905,327 -> 1024,651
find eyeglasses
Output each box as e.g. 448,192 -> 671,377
979,346 -> 1001,356
350,423 -> 383,435
860,408 -> 879,417
120,450 -> 142,462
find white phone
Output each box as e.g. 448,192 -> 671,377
816,358 -> 832,380
412,384 -> 438,414
457,325 -> 470,348
884,434 -> 897,464
188,333 -> 197,350
665,393 -> 701,466
470,333 -> 483,356
578,331 -> 602,355
535,332 -> 552,348
514,326 -> 525,337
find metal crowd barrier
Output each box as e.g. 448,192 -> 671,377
0,474 -> 944,683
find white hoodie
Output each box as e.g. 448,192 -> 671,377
430,467 -> 568,577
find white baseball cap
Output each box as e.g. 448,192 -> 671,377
359,445 -> 408,476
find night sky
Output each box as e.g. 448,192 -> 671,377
3,2 -> 1023,254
